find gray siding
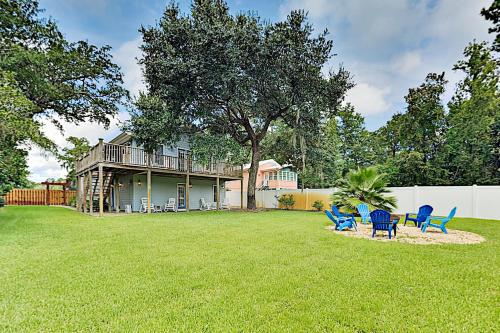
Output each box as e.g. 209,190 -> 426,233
132,136 -> 190,158
116,174 -> 134,209
129,174 -> 225,212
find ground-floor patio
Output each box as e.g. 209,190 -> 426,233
75,162 -> 243,215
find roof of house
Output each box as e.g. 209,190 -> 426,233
242,159 -> 293,172
109,132 -> 132,145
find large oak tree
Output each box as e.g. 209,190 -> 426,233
0,0 -> 128,190
128,0 -> 352,209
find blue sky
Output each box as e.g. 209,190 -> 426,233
29,0 -> 493,181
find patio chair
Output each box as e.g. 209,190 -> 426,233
325,210 -> 357,231
220,198 -> 230,210
140,197 -> 157,213
331,205 -> 356,221
370,209 -> 399,239
404,205 -> 433,228
357,203 -> 371,224
164,198 -> 177,212
200,198 -> 211,210
421,207 -> 457,234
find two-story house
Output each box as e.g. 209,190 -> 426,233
75,132 -> 243,215
225,159 -> 298,192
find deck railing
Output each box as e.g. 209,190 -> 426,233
76,142 -> 242,178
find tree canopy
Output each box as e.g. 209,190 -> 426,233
0,0 -> 128,191
128,0 -> 352,208
58,137 -> 91,184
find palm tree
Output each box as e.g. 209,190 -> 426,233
331,166 -> 397,212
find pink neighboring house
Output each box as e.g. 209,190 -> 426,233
225,159 -> 298,191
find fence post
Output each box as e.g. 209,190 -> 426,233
305,188 -> 309,210
413,185 -> 419,212
45,183 -> 50,206
472,184 -> 478,218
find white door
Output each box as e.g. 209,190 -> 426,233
177,184 -> 186,209
178,149 -> 189,172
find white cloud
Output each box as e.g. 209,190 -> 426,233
346,82 -> 391,116
280,0 -> 493,125
113,36 -> 145,97
27,111 -> 130,182
392,51 -> 422,75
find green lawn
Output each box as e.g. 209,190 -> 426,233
0,206 -> 498,332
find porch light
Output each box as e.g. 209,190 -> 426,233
138,180 -> 142,186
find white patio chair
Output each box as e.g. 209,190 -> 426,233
140,197 -> 156,213
220,198 -> 230,210
200,198 -> 211,210
164,198 -> 177,212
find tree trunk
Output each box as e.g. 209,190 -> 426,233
247,140 -> 260,210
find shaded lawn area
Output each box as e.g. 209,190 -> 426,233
0,206 -> 498,332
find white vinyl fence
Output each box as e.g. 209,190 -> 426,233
226,185 -> 500,220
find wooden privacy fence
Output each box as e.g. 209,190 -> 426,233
4,189 -> 76,205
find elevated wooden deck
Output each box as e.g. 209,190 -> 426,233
76,141 -> 242,180
74,140 -> 244,216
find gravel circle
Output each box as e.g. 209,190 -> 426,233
327,222 -> 485,245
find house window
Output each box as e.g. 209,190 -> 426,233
277,170 -> 295,181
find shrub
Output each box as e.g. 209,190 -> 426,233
68,196 -> 76,207
278,194 -> 295,210
0,197 -> 4,207
331,166 -> 397,212
312,200 -> 324,211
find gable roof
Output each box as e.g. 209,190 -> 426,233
109,132 -> 132,145
243,159 -> 283,171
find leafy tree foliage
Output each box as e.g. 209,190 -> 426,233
0,143 -> 30,195
188,133 -> 248,166
400,73 -> 447,162
58,137 -> 91,184
481,0 -> 500,51
261,104 -> 373,189
334,104 -> 376,174
261,120 -> 341,189
128,0 -> 352,209
0,0 -> 128,191
375,73 -> 448,186
442,42 -> 500,185
0,70 -> 50,194
0,0 -> 128,131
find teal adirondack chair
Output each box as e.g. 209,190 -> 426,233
357,203 -> 371,224
325,210 -> 357,231
421,207 -> 457,234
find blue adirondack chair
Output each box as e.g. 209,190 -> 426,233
357,203 -> 371,224
325,210 -> 356,231
404,205 -> 433,228
421,207 -> 457,234
370,209 -> 398,239
331,205 -> 355,221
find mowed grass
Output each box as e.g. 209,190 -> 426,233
0,206 -> 498,332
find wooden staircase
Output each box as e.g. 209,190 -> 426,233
82,171 -> 113,213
